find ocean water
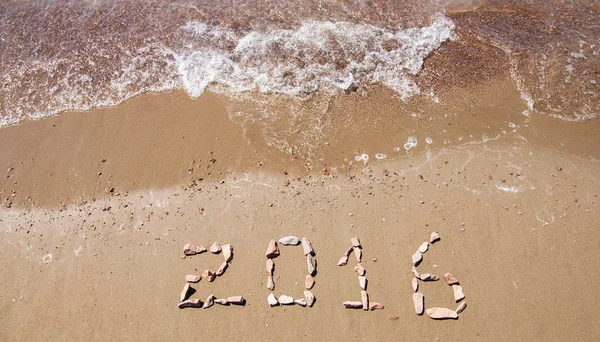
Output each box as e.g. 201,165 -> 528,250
0,0 -> 598,127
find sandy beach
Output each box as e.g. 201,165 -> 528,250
1,70 -> 600,340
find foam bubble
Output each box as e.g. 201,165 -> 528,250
404,136 -> 418,150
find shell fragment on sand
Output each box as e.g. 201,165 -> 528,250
279,295 -> 294,305
178,298 -> 202,309
183,243 -> 196,256
412,278 -> 419,292
210,242 -> 222,254
302,237 -> 314,255
305,275 -> 315,290
226,296 -> 246,305
266,259 -> 274,275
343,301 -> 363,309
369,302 -> 384,310
350,237 -> 361,248
361,290 -> 369,311
426,307 -> 458,320
180,283 -> 192,302
265,239 -> 280,258
304,290 -> 315,307
419,273 -> 439,281
294,298 -> 307,307
267,276 -> 275,290
185,274 -> 201,283
456,301 -> 467,314
216,260 -> 228,276
222,244 -> 233,262
279,236 -> 300,246
453,285 -> 465,302
338,255 -> 349,266
430,232 -> 441,244
307,254 -> 317,276
202,270 -> 216,282
267,293 -> 279,307
418,242 -> 429,253
444,272 -> 460,285
202,295 -> 215,309
358,276 -> 367,290
412,293 -> 424,315
412,251 -> 423,266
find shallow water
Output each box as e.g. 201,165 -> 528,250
0,0 -> 598,126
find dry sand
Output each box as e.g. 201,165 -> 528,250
1,75 -> 600,341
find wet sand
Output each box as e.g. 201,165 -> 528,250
1,73 -> 600,341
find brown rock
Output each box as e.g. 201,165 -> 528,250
444,272 -> 460,285
412,251 -> 423,266
354,248 -> 362,262
222,244 -> 233,262
185,274 -> 201,283
354,264 -> 365,276
195,245 -> 207,254
183,243 -> 196,256
412,293 -> 424,315
266,259 -> 274,275
305,275 -> 315,290
302,237 -> 314,255
344,246 -> 354,257
338,255 -> 349,266
202,270 -> 216,282
202,295 -> 215,309
180,283 -> 192,302
412,278 -> 419,292
304,290 -> 315,307
267,276 -> 275,290
178,298 -> 202,309
453,285 -> 465,302
216,260 -> 228,276
343,301 -> 363,309
430,232 -> 441,244
456,301 -> 467,314
369,302 -> 384,310
350,237 -> 361,247
210,242 -> 222,254
265,239 -> 280,258
388,315 -> 400,320
226,296 -> 246,305
425,307 -> 458,320
361,290 -> 369,311
214,298 -> 228,305
307,254 -> 317,275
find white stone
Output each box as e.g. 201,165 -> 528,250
338,255 -> 349,266
180,283 -> 192,302
210,242 -> 222,254
267,276 -> 275,290
266,259 -> 274,275
294,298 -> 307,307
304,290 -> 315,307
453,285 -> 465,302
412,251 -> 423,266
343,301 -> 363,309
354,248 -> 362,262
216,260 -> 228,276
354,264 -> 365,276
350,237 -> 361,247
302,237 -> 314,255
430,232 -> 441,243
279,295 -> 294,305
267,293 -> 278,306
226,296 -> 245,305
202,295 -> 215,309
426,307 -> 458,320
185,274 -> 201,283
412,293 -> 424,315
178,298 -> 202,309
359,276 -> 367,290
344,246 -> 354,257
456,301 -> 467,314
419,273 -> 439,281
361,290 -> 369,311
222,244 -> 233,262
307,254 -> 317,275
279,236 -> 300,246
183,243 -> 196,256
412,278 -> 419,292
214,299 -> 227,305
418,242 -> 429,253
412,266 -> 420,278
